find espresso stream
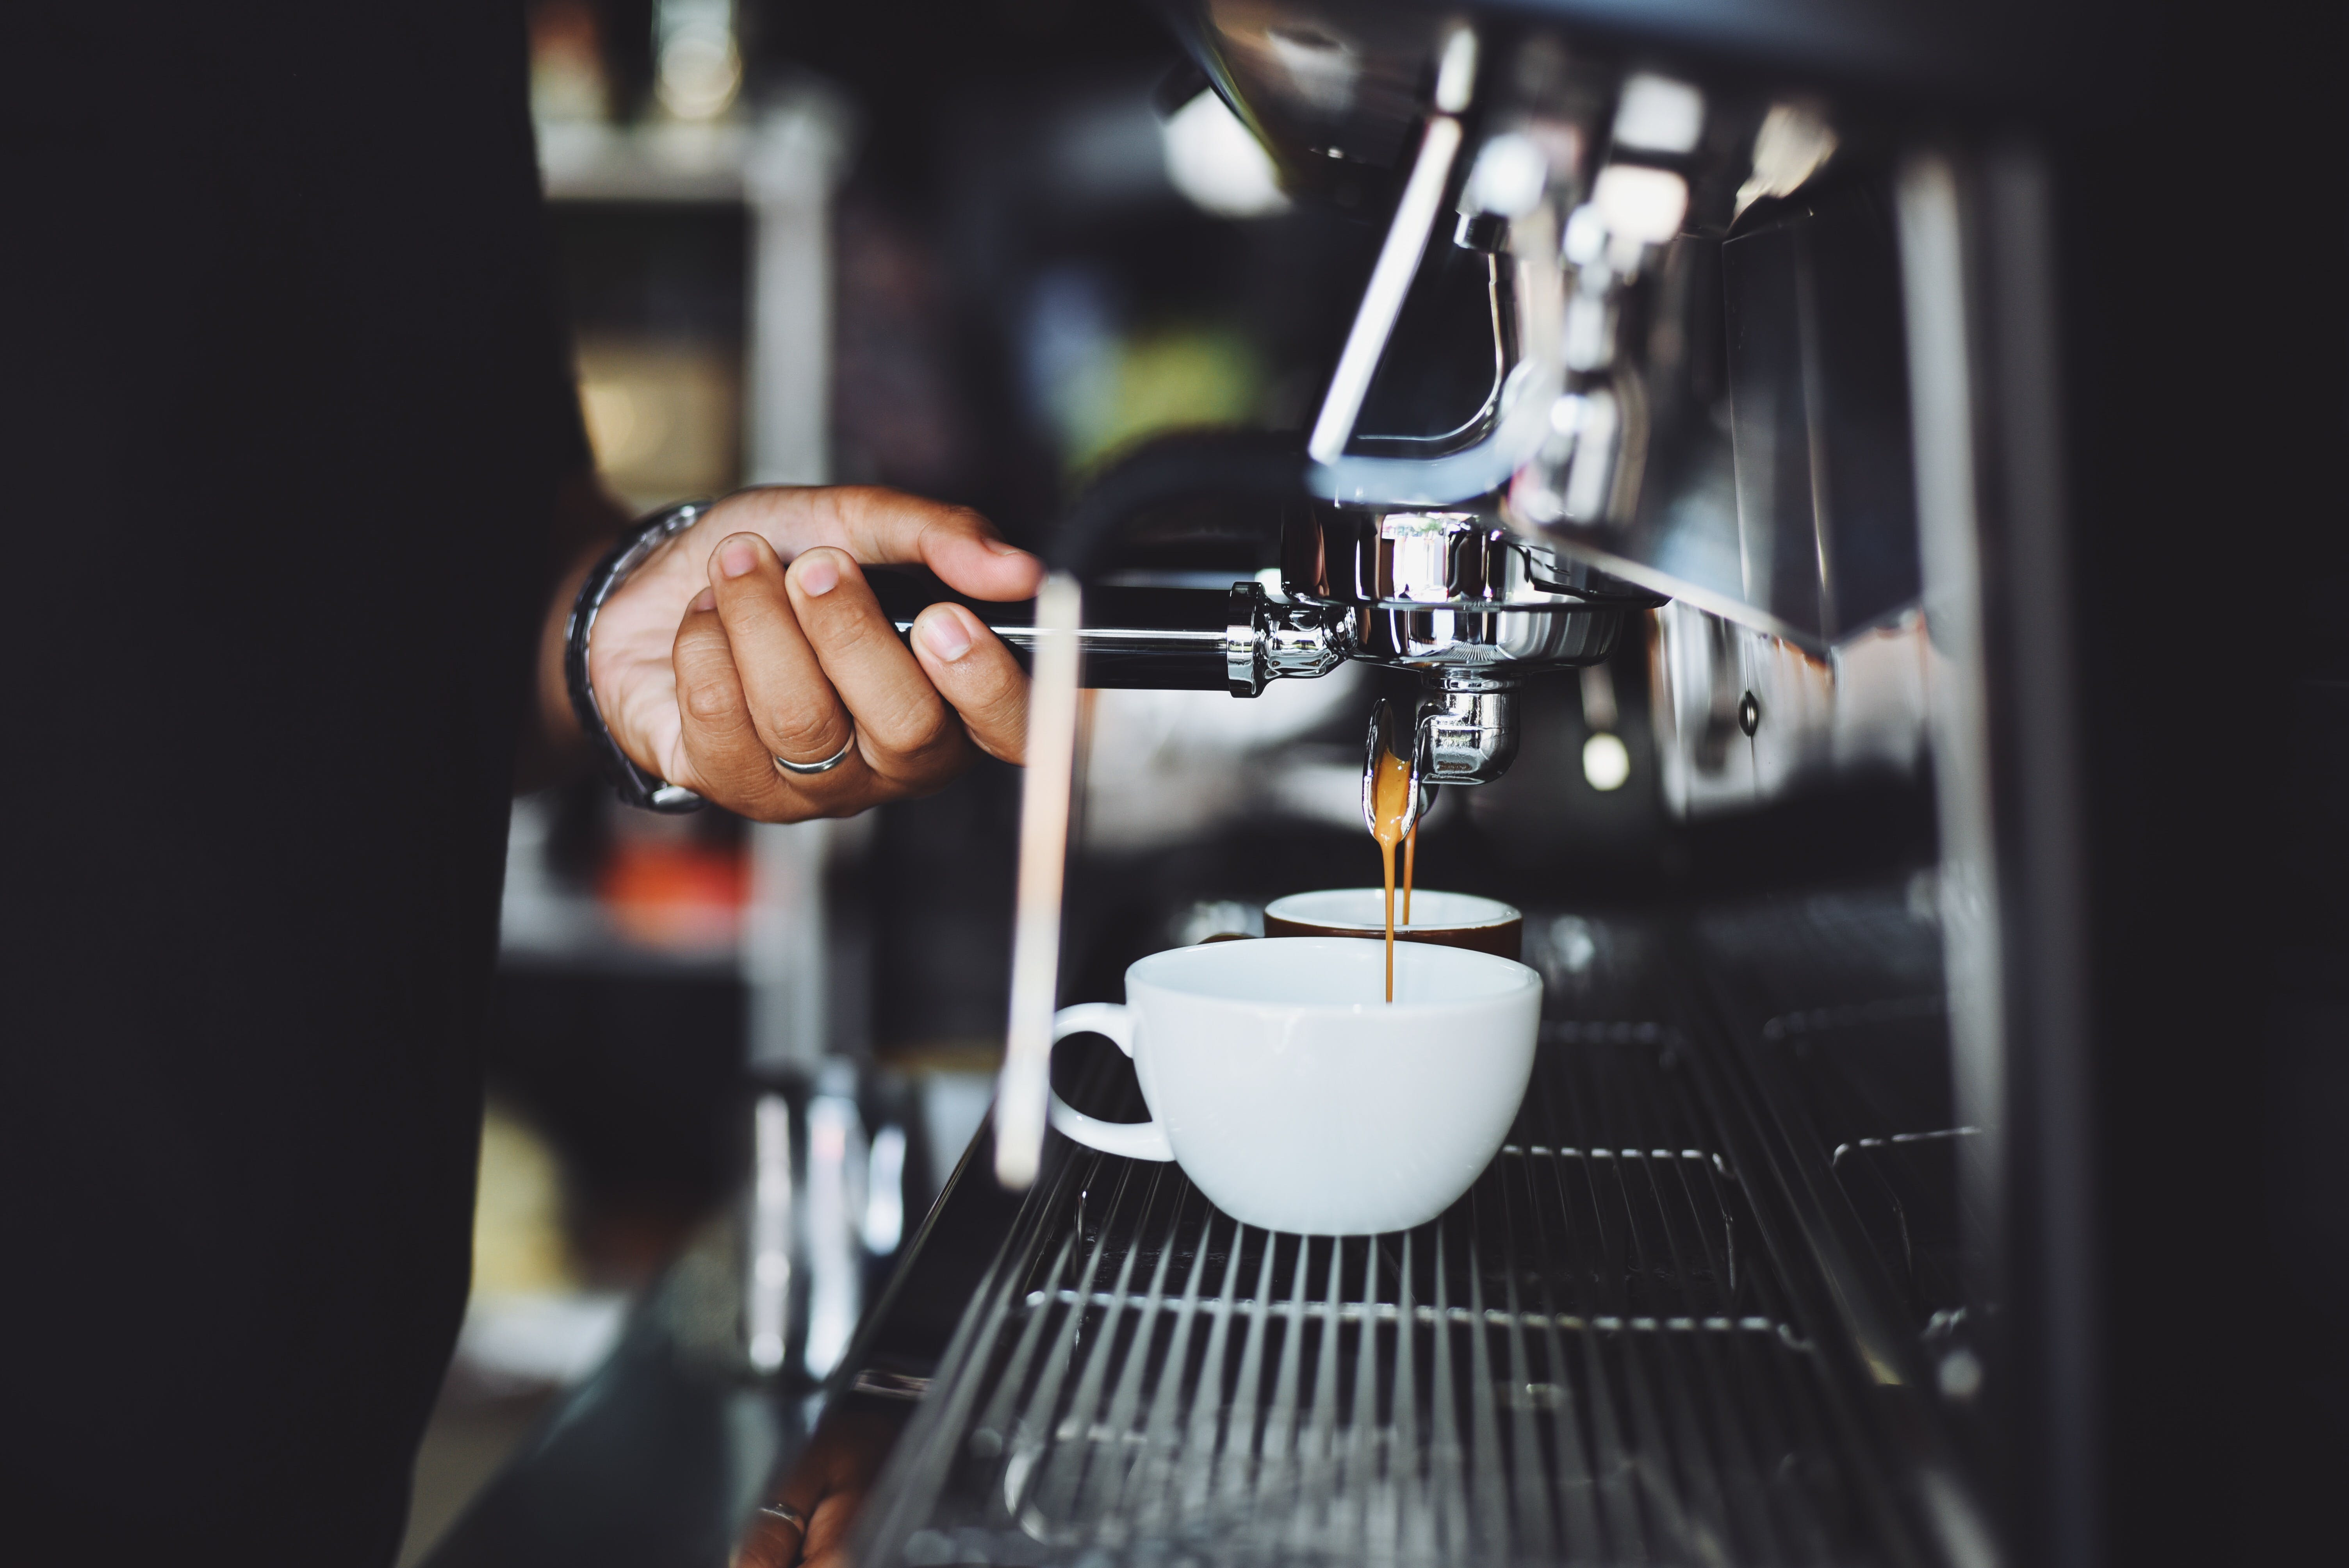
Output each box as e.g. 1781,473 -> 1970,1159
1368,738 -> 1419,1002
1404,818 -> 1418,926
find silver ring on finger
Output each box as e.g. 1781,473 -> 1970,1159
775,721 -> 857,777
757,1502 -> 809,1534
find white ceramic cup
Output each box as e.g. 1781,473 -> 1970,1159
1046,937 -> 1543,1235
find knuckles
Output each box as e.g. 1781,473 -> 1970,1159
865,693 -> 955,759
681,672 -> 745,728
766,708 -> 850,762
799,598 -> 884,656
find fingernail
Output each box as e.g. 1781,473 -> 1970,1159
983,539 -> 1030,558
718,537 -> 759,579
798,554 -> 839,596
690,587 -> 717,613
920,611 -> 973,663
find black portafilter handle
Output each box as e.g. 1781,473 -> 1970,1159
864,567 -> 1242,691
869,432 -> 1319,692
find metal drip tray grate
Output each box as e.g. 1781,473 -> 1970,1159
857,1032 -> 1918,1566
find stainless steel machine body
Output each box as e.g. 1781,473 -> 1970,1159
857,3 -> 2103,1566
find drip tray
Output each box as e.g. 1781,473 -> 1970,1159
854,1032 -> 1932,1566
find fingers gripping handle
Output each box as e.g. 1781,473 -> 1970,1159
1045,1004 -> 1175,1162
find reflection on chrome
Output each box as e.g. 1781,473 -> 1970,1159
745,1092 -> 792,1375
803,1070 -> 866,1381
862,1124 -> 907,1258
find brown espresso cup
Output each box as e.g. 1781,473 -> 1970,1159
1263,889 -> 1523,960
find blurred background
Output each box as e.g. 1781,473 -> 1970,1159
415,0 -> 1700,1557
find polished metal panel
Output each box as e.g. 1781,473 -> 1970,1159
1510,141 -> 1926,652
1284,508 -> 1651,681
1897,145 -> 2096,1566
1287,510 -> 1613,610
1648,600 -> 1930,820
1719,190 -> 1921,642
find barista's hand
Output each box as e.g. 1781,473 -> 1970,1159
731,1406 -> 904,1568
588,486 -> 1041,821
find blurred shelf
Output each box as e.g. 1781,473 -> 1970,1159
499,883 -> 743,978
455,1288 -> 634,1390
536,94 -> 848,209
538,120 -> 749,203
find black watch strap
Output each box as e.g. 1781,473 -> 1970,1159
564,500 -> 712,813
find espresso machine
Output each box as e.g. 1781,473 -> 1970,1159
423,2 -> 2337,1564
797,4 -> 2048,1561
784,0 -> 2339,1562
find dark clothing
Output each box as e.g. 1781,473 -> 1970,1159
0,5 -> 583,1561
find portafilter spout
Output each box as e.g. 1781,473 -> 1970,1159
1361,697 -> 1433,837
1357,675 -> 1520,829
1417,673 -> 1519,785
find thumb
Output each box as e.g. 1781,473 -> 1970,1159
911,603 -> 1030,764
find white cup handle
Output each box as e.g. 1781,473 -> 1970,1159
1045,1003 -> 1174,1162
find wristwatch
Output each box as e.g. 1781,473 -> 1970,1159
564,499 -> 711,813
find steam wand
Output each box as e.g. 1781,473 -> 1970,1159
993,575 -> 1084,1190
